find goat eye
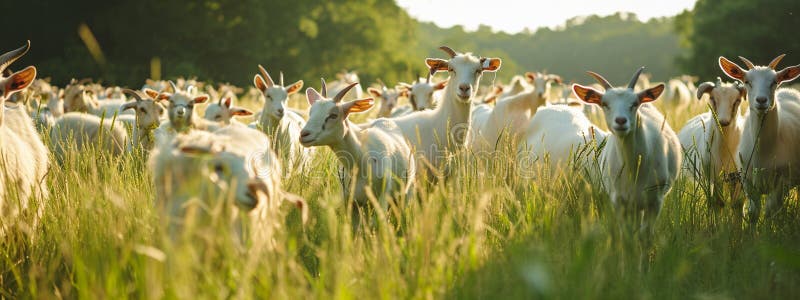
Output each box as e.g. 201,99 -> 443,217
215,115 -> 222,120
214,162 -> 226,174
139,107 -> 146,113
327,114 -> 337,120
601,103 -> 609,108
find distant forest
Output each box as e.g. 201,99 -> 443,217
2,0 -> 798,87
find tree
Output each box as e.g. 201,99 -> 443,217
677,0 -> 800,79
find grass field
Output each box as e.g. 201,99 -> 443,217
1,87 -> 799,299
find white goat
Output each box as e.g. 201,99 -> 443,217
248,65 -> 312,171
398,73 -> 446,111
719,54 -> 800,220
517,105 -> 606,175
62,82 -> 132,117
660,78 -> 693,111
50,112 -> 130,159
0,41 -> 50,216
203,96 -> 253,125
149,126 -> 307,243
469,89 -> 548,153
386,46 -> 501,174
677,78 -> 745,207
525,71 -> 562,103
120,89 -> 166,152
573,68 -> 681,232
366,80 -> 410,118
300,81 -> 415,225
152,81 -> 217,145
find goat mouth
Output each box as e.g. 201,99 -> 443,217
612,126 -> 630,133
299,136 -> 316,146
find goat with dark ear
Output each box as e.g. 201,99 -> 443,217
573,67 -> 681,237
677,77 -> 745,208
718,54 -> 800,221
0,40 -> 51,206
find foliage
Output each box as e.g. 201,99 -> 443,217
676,0 -> 800,78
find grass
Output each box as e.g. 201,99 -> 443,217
1,87 -> 799,299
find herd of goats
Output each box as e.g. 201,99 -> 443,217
0,40 -> 798,242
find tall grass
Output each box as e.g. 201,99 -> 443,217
0,90 -> 798,299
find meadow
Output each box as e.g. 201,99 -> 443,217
1,84 -> 798,300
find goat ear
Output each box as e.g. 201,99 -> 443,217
306,88 -> 323,106
5,66 -> 36,96
639,84 -> 665,103
573,84 -> 603,105
425,59 -> 449,73
193,95 -> 209,104
343,98 -> 374,114
776,65 -> 800,84
254,75 -> 268,91
434,81 -> 447,90
231,107 -> 253,116
286,80 -> 303,95
143,88 -> 160,99
549,75 -> 562,84
719,57 -> 746,81
524,72 -> 536,82
367,87 -> 382,98
221,96 -> 232,108
482,58 -> 501,71
483,94 -> 497,104
120,101 -> 137,111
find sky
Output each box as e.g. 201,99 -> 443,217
395,0 -> 697,33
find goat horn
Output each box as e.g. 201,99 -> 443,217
439,46 -> 457,58
716,76 -> 723,87
320,78 -> 328,98
738,56 -> 755,70
0,40 -> 30,74
427,72 -> 432,84
122,89 -> 144,102
769,54 -> 786,70
168,80 -> 178,93
376,78 -> 388,91
258,64 -> 275,87
586,71 -> 613,90
628,67 -> 645,89
333,82 -> 359,103
280,71 -> 285,87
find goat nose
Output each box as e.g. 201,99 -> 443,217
756,97 -> 767,104
459,84 -> 470,93
277,108 -> 284,114
300,130 -> 310,138
615,117 -> 627,125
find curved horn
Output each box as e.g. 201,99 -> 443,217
439,46 -> 457,58
280,71 -> 285,87
0,40 -> 31,74
627,67 -> 645,89
427,72 -> 432,84
696,81 -> 715,100
716,76 -> 723,87
122,89 -> 144,102
376,78 -> 388,92
738,56 -> 755,70
586,71 -> 612,89
769,54 -> 786,70
168,80 -> 179,93
257,64 -> 275,87
187,85 -> 196,95
320,78 -> 328,98
333,82 -> 359,103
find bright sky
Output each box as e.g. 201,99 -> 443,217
396,0 -> 697,33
